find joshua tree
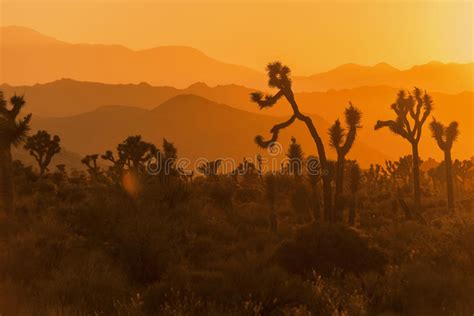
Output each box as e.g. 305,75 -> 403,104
427,164 -> 443,193
24,130 -> 61,176
118,135 -> 157,172
56,164 -> 67,176
453,159 -> 473,193
81,154 -> 101,178
0,93 -> 32,213
197,159 -> 222,178
383,160 -> 398,189
251,62 -> 333,221
102,135 -> 157,186
286,136 -> 305,181
231,158 -> 257,185
328,104 -> 362,221
383,160 -> 400,212
396,155 -> 414,187
306,155 -> 322,221
375,88 -> 433,211
161,138 -> 178,175
103,135 -> 156,173
429,119 -> 459,210
348,161 -> 361,226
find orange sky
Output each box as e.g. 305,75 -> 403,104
1,0 -> 473,74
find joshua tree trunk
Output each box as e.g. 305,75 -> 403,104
348,193 -> 356,226
308,126 -> 332,222
444,149 -> 455,211
285,91 -> 333,221
333,155 -> 345,222
0,143 -> 14,214
411,143 -> 421,211
39,161 -> 47,176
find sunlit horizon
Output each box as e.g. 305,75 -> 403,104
2,0 -> 473,75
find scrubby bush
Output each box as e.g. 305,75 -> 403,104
1,154 -> 473,315
273,223 -> 387,277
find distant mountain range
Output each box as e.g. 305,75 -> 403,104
30,94 -> 388,168
2,79 -> 472,162
1,26 -> 472,167
1,26 -> 473,93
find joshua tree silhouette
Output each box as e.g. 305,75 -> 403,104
103,135 -> 157,173
0,92 -> 31,213
329,104 -> 362,221
384,160 -> 398,189
81,154 -> 101,178
24,130 -> 61,176
101,135 -> 158,187
197,159 -> 222,178
160,138 -> 178,179
306,155 -> 322,221
453,159 -> 473,193
286,136 -> 304,181
251,62 -> 333,221
429,119 -> 459,211
375,88 -> 432,211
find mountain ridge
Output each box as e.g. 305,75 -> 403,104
1,26 -> 472,93
31,94 -> 389,168
2,79 -> 472,162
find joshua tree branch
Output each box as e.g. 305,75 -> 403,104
392,105 -> 412,135
375,120 -> 410,141
250,90 -> 284,109
341,128 -> 356,155
255,115 -> 296,148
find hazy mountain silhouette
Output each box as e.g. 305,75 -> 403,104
0,79 -> 254,117
295,62 -> 474,93
30,94 -> 387,167
0,26 -> 264,89
1,26 -> 473,93
0,79 -> 181,117
3,80 -> 471,161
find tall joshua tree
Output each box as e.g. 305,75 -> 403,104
24,130 -> 61,176
375,88 -> 433,211
328,104 -> 362,221
251,62 -> 333,221
429,119 -> 459,211
0,93 -> 31,213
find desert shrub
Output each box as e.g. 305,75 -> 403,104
234,187 -> 262,204
201,176 -> 236,215
143,256 -> 371,316
273,223 -> 386,277
142,258 -> 316,315
0,213 -> 81,286
113,211 -> 180,285
290,184 -> 312,222
362,263 -> 474,315
42,250 -> 129,314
